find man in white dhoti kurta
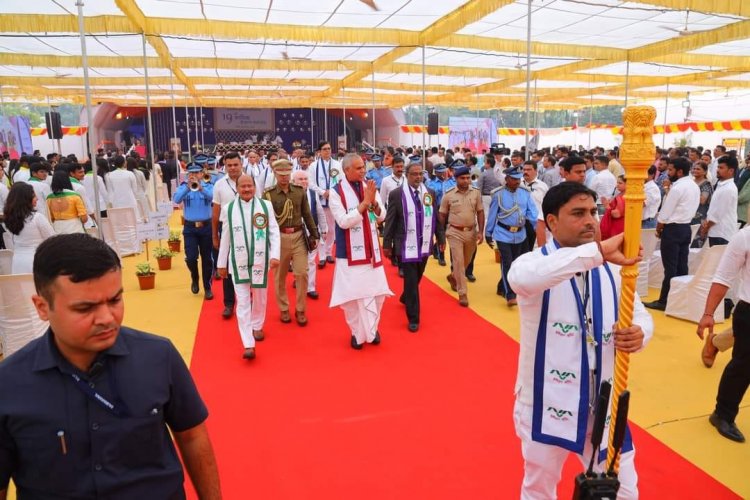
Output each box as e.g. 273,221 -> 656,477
217,174 -> 280,360
508,182 -> 653,500
329,153 -> 393,349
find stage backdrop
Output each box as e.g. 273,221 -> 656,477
0,115 -> 32,159
448,117 -> 497,152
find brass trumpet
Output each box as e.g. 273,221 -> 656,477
203,172 -> 212,183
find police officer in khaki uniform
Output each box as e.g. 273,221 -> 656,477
264,159 -> 320,326
438,165 -> 484,307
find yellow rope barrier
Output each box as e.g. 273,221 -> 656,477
606,105 -> 656,471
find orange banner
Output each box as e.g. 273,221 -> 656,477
30,126 -> 88,137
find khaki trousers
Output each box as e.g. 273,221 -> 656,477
447,226 -> 477,296
713,327 -> 735,352
275,231 -> 309,313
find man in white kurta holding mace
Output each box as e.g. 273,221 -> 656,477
329,153 -> 393,349
508,182 -> 653,499
218,174 -> 280,360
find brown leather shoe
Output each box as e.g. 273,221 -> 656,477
295,311 -> 308,326
702,332 -> 718,368
507,298 -> 518,307
458,294 -> 469,307
242,347 -> 256,360
447,273 -> 457,292
280,310 -> 292,323
253,329 -> 265,341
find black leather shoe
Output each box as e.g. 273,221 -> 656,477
466,274 -> 477,282
307,291 -> 319,299
222,306 -> 233,319
318,261 -> 326,269
398,268 -> 404,278
438,258 -> 446,266
408,323 -> 419,333
204,290 -> 214,300
350,336 -> 362,350
709,412 -> 746,443
326,256 -> 335,264
372,331 -> 381,345
643,300 -> 666,311
191,281 -> 199,294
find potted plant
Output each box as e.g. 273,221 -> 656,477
135,262 -> 156,290
167,230 -> 182,253
153,247 -> 175,271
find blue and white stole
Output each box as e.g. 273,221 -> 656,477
533,242 -> 633,461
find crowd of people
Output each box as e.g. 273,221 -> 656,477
1,137 -> 749,498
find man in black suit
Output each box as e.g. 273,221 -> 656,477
383,160 -> 445,332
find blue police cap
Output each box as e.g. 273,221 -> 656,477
206,155 -> 218,166
409,155 -> 422,164
193,153 -> 208,165
186,163 -> 203,173
453,166 -> 471,177
434,164 -> 447,173
450,158 -> 466,168
503,165 -> 523,179
371,153 -> 383,161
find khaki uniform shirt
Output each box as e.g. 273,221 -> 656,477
439,186 -> 483,228
264,184 -> 320,239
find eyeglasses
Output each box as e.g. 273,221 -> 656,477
321,147 -> 331,150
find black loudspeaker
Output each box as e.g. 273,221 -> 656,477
427,112 -> 439,135
45,112 -> 63,139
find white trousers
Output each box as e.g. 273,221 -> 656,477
318,207 -> 335,261
340,295 -> 386,345
233,283 -> 268,348
307,250 -> 318,292
513,400 -> 638,500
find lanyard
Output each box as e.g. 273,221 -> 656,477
69,366 -> 129,417
318,159 -> 330,190
226,177 -> 237,196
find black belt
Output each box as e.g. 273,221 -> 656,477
498,222 -> 523,233
184,219 -> 211,228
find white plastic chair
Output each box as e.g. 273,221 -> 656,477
0,249 -> 12,275
665,244 -> 727,323
637,229 -> 658,297
98,217 -> 122,257
648,245 -> 705,289
0,274 -> 48,358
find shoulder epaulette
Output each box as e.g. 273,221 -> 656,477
445,186 -> 457,193
490,186 -> 504,195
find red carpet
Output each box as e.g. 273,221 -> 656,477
188,262 -> 739,499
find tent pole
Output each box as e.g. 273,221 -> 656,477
193,103 -> 199,152
624,59 -> 630,107
0,85 -> 6,117
324,106 -> 328,143
662,81 -> 670,149
76,0 -> 103,238
371,65 -> 376,147
185,99 -> 192,164
342,88 -> 347,152
588,90 -> 593,149
200,106 -> 205,150
169,63 -> 178,182
524,0 -> 533,160
310,107 -> 314,151
141,32 -> 158,212
422,45 -> 427,169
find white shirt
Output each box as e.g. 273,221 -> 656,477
70,180 -> 91,215
307,189 -> 327,234
82,173 -> 108,214
217,198 -> 280,273
657,175 -> 700,225
212,176 -> 238,208
379,174 -> 404,207
714,227 -> 750,302
11,212 -> 56,274
522,178 -> 548,216
105,168 -> 138,210
508,242 -> 653,405
309,157 -> 341,199
707,178 -> 739,241
589,169 -> 617,205
27,179 -> 52,220
0,182 -> 9,213
643,180 -> 661,220
12,167 -> 30,184
250,164 -> 274,197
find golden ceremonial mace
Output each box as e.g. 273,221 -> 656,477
606,105 -> 657,471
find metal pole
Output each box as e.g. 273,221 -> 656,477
310,107 -> 314,150
169,63 -> 179,183
0,85 -> 6,117
662,81 -> 670,149
142,32 -> 159,212
200,105 -> 205,150
185,99 -> 192,164
324,106 -> 328,143
371,65 -> 376,147
76,0 -> 103,238
421,45 -> 426,169
342,88 -> 347,152
524,0 -> 533,160
193,103 -> 199,152
624,59 -> 630,107
588,91 -> 593,149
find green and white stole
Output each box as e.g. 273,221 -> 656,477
227,197 -> 270,287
